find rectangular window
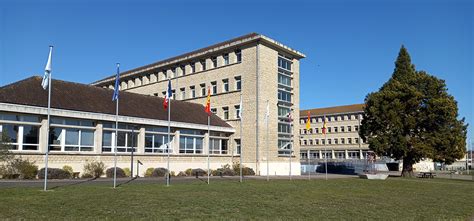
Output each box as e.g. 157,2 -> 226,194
180,65 -> 186,76
341,126 -> 345,132
222,79 -> 229,92
348,138 -> 352,144
355,125 -> 359,131
179,136 -> 203,154
235,139 -> 241,154
211,81 -> 217,94
278,73 -> 291,86
235,105 -> 241,119
327,139 -> 332,145
278,106 -> 291,117
211,57 -> 217,68
145,134 -> 173,153
334,138 -> 338,145
201,60 -> 206,71
278,56 -> 292,71
102,130 -> 137,153
328,127 -> 332,133
334,127 -> 338,133
200,83 -> 206,96
278,90 -> 291,102
223,53 -> 229,65
278,123 -> 291,134
0,123 -> 40,151
211,108 -> 217,114
348,126 -> 352,132
235,49 -> 242,62
190,86 -> 196,98
355,138 -> 359,144
315,128 -> 319,134
235,76 -> 241,90
278,139 -> 291,155
315,139 -> 319,145
223,107 -> 229,120
341,138 -> 345,144
190,63 -> 195,73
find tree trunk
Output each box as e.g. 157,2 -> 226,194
401,157 -> 415,178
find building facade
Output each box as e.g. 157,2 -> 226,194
0,77 -> 234,176
299,104 -> 370,162
92,33 -> 305,175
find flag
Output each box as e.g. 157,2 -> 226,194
306,111 -> 311,130
205,87 -> 211,115
112,64 -> 120,101
286,111 -> 292,122
163,80 -> 172,109
238,95 -> 243,119
322,116 -> 327,134
264,101 -> 269,123
41,47 -> 52,90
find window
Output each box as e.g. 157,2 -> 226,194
315,139 -> 319,145
348,126 -> 352,132
278,73 -> 291,86
102,125 -> 138,153
341,138 -> 345,144
328,127 -> 332,133
335,151 -> 345,159
348,151 -> 360,159
315,128 -> 319,134
278,139 -> 291,155
190,86 -> 196,98
222,79 -> 229,92
210,138 -> 228,154
211,108 -> 217,114
180,65 -> 186,76
278,56 -> 292,71
180,88 -> 185,100
309,139 -> 313,145
171,68 -> 176,78
355,138 -> 359,144
145,134 -> 173,153
223,107 -> 229,120
278,106 -> 290,117
278,90 -> 291,102
341,126 -> 345,132
321,139 -> 326,145
355,125 -> 359,131
334,138 -> 338,145
179,136 -> 203,154
223,53 -> 229,65
278,123 -> 291,134
235,139 -> 241,154
334,127 -> 338,133
200,84 -> 206,96
211,82 -> 217,94
235,49 -> 242,62
235,105 -> 241,119
211,57 -> 217,68
327,139 -> 332,145
190,63 -> 195,73
172,89 -> 176,100
200,60 -> 206,71
235,76 -> 241,90
301,152 -> 308,159
348,138 -> 352,144
303,140 -> 307,146
0,123 -> 39,151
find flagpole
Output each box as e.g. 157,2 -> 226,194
324,115 -> 328,181
266,100 -> 269,182
43,45 -> 53,191
167,89 -> 171,187
289,110 -> 292,181
113,63 -> 120,189
239,94 -> 243,182
207,115 -> 210,184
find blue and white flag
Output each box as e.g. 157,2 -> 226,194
41,47 -> 52,90
112,63 -> 120,101
163,80 -> 172,109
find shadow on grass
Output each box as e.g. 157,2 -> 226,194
116,176 -> 139,187
49,177 -> 97,190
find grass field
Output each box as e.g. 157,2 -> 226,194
0,178 -> 473,220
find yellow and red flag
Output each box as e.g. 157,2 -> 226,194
205,87 -> 211,115
322,115 -> 327,134
305,111 -> 311,130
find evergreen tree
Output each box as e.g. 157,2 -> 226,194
360,46 -> 468,177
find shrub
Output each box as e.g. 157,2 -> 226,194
38,168 -> 70,179
106,167 -> 126,178
185,168 -> 193,176
83,160 -> 105,178
123,168 -> 131,177
144,168 -> 154,177
152,168 -> 168,177
177,171 -> 187,176
191,168 -> 207,177
170,171 -> 176,177
62,165 -> 73,176
1,158 -> 38,179
232,163 -> 255,176
81,173 -> 93,179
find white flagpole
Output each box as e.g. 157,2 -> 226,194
113,63 -> 120,189
167,88 -> 171,187
266,100 -> 269,181
43,45 -> 53,191
289,110 -> 292,181
207,115 -> 210,184
239,94 -> 243,183
324,115 -> 328,180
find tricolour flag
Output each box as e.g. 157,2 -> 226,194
322,116 -> 327,134
205,87 -> 211,115
163,80 -> 172,109
41,47 -> 52,90
112,64 -> 120,101
306,111 -> 311,130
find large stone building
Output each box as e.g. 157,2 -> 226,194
92,33 -> 305,175
299,104 -> 370,161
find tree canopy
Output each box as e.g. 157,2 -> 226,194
359,46 -> 468,177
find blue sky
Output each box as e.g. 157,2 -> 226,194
0,0 -> 472,143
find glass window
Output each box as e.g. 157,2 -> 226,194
222,79 -> 229,92
223,107 -> 229,120
145,134 -> 173,153
278,73 -> 291,86
223,53 -> 229,65
278,90 -> 291,102
211,82 -> 217,94
190,63 -> 195,73
180,88 -> 185,100
211,57 -> 217,68
49,127 -> 63,151
278,139 -> 291,155
278,106 -> 291,117
179,136 -> 203,154
210,138 -> 228,154
348,126 -> 352,132
180,65 -> 186,76
190,86 -> 196,98
235,105 -> 241,119
235,139 -> 241,154
200,84 -> 206,96
201,60 -> 206,71
22,125 -> 39,150
278,123 -> 291,134
235,49 -> 242,62
235,76 -> 241,90
278,56 -> 292,71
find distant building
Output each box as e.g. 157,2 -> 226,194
92,33 -> 306,175
299,104 -> 370,161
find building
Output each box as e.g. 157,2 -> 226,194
299,104 -> 370,161
92,33 -> 306,175
0,77 -> 234,175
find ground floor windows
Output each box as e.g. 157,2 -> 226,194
348,151 -> 360,159
0,124 -> 39,150
278,139 -> 292,155
235,139 -> 241,154
209,138 -> 228,154
145,134 -> 173,153
179,136 -> 203,154
50,127 -> 94,152
102,130 -> 137,153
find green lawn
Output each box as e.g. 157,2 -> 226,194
0,178 -> 473,220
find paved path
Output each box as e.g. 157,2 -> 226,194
0,173 -> 358,189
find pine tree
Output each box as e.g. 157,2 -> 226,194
360,46 -> 468,177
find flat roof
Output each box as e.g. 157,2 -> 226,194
301,104 -> 365,117
92,33 -> 306,86
0,76 -> 231,128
